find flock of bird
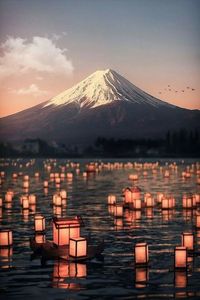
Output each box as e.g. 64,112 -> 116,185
158,85 -> 196,95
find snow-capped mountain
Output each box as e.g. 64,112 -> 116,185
0,69 -> 199,144
45,69 -> 173,109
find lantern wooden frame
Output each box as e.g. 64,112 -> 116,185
181,232 -> 194,251
69,237 -> 87,258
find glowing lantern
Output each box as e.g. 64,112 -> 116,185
157,193 -> 164,203
0,229 -> 13,247
24,175 -> 29,181
123,187 -> 141,204
53,217 -> 83,246
67,173 -> 73,180
54,195 -> 62,206
60,190 -> 67,199
69,237 -> 87,258
114,204 -> 123,217
22,196 -> 29,209
181,232 -> 194,251
134,243 -> 149,265
29,194 -> 36,204
43,180 -> 48,188
129,174 -> 138,180
55,177 -> 61,184
23,181 -> 29,189
174,247 -> 187,268
182,196 -> 193,209
108,195 -> 116,205
164,170 -> 170,178
34,215 -> 45,232
145,197 -> 154,208
5,191 -> 13,203
12,173 -> 18,179
35,172 -> 39,178
134,199 -> 142,210
196,214 -> 200,228
0,198 -> 2,207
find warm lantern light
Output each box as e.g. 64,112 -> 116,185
67,173 -> 73,180
22,197 -> 29,209
53,195 -> 62,206
182,196 -> 193,209
174,247 -> 187,268
53,217 -> 83,246
60,190 -> 67,199
29,194 -> 36,205
55,177 -> 61,184
181,232 -> 194,251
0,198 -> 2,207
5,191 -> 13,203
69,237 -> 87,258
145,196 -> 154,208
23,181 -> 29,189
108,195 -> 116,205
24,175 -> 29,181
43,180 -> 48,188
123,187 -> 141,204
114,204 -> 123,217
129,174 -> 138,180
34,215 -> 45,232
0,229 -> 13,247
134,199 -> 142,210
35,172 -> 39,178
134,243 -> 149,265
157,192 -> 164,203
196,214 -> 200,228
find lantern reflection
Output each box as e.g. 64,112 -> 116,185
0,247 -> 13,269
174,270 -> 187,288
52,260 -> 86,289
0,229 -> 13,247
135,267 -> 149,288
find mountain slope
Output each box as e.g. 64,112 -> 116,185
0,69 -> 199,144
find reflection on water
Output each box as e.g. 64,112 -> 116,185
0,158 -> 200,299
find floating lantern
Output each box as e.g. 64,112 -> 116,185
196,214 -> 200,228
164,170 -> 170,178
0,198 -> 2,207
55,177 -> 61,184
129,174 -> 138,180
69,237 -> 87,258
123,187 -> 141,204
22,197 -> 29,209
54,195 -> 62,206
145,196 -> 154,208
134,199 -> 142,210
53,216 -> 83,246
35,172 -> 39,178
114,204 -> 123,217
67,173 -> 73,180
34,215 -> 45,232
5,191 -> 13,203
174,247 -> 187,268
134,243 -> 149,265
182,196 -> 193,209
108,195 -> 116,205
23,181 -> 29,189
181,232 -> 194,251
157,193 -> 164,203
60,190 -> 67,199
12,173 -> 18,179
43,180 -> 48,188
24,175 -> 29,181
161,197 -> 175,209
83,172 -> 87,178
0,229 -> 13,247
29,194 -> 36,205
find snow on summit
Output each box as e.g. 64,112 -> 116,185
44,69 -> 173,109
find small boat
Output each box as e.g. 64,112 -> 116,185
30,237 -> 104,261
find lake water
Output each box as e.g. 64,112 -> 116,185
0,158 -> 200,299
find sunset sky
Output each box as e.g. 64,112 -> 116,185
0,0 -> 199,117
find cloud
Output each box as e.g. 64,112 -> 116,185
10,84 -> 49,97
0,36 -> 74,80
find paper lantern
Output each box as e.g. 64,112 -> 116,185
114,204 -> 123,217
5,191 -> 13,203
60,190 -> 67,199
0,198 -> 2,207
69,237 -> 87,258
196,214 -> 200,228
23,181 -> 29,189
134,243 -> 149,265
29,194 -> 36,204
108,195 -> 116,205
53,195 -> 62,206
134,199 -> 142,210
43,180 -> 48,188
34,215 -> 45,232
182,196 -> 193,209
181,232 -> 194,251
67,173 -> 73,180
24,175 -> 29,181
174,247 -> 187,268
53,217 -> 83,246
157,193 -> 164,203
145,197 -> 154,207
22,197 -> 29,209
55,177 -> 61,184
0,229 -> 13,247
123,187 -> 141,204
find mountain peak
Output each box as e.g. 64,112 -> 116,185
44,68 -> 173,109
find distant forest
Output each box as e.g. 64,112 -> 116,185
0,128 -> 199,158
